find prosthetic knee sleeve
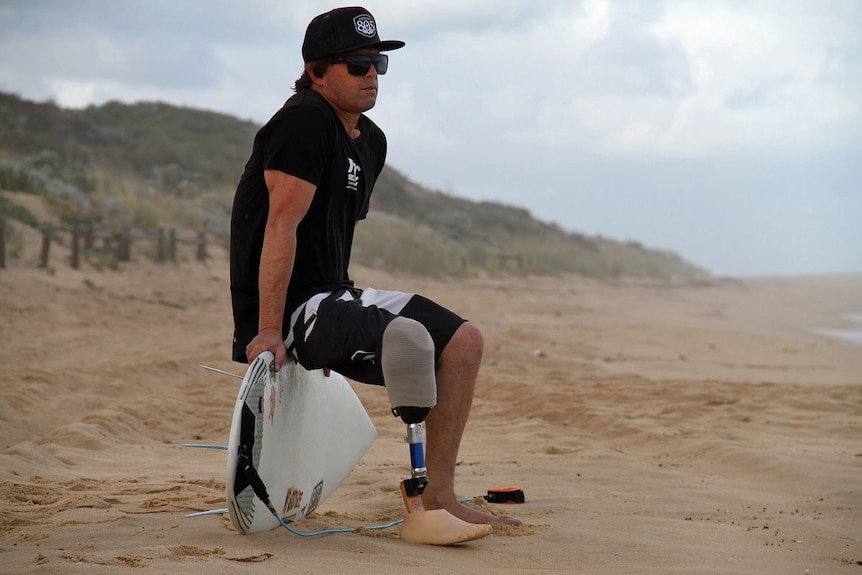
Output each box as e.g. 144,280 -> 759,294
382,317 -> 437,424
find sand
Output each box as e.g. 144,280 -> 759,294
1,229 -> 861,574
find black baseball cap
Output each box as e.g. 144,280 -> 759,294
302,7 -> 405,62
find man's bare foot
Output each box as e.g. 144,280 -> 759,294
422,489 -> 521,526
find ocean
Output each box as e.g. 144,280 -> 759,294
813,312 -> 862,346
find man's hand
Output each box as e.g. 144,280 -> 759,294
245,327 -> 287,370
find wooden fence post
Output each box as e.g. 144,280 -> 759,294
0,217 -> 6,269
70,220 -> 81,269
117,229 -> 131,263
168,228 -> 177,262
114,231 -> 123,263
155,227 -> 166,262
84,219 -> 95,250
39,225 -> 51,268
196,231 -> 207,261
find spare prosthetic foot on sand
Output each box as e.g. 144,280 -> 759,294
400,509 -> 493,545
382,318 -> 492,545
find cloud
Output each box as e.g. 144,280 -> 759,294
0,0 -> 308,107
376,0 -> 862,165
576,0 -> 692,98
367,0 -> 576,36
646,0 -> 862,157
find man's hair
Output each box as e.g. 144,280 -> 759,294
294,58 -> 335,92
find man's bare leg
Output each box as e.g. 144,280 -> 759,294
422,323 -> 520,525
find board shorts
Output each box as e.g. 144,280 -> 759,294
284,287 -> 466,386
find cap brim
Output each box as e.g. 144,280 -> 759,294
375,40 -> 405,52
305,39 -> 406,62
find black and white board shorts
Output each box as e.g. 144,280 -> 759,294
285,287 -> 466,386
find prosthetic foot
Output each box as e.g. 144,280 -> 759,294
383,318 -> 492,545
395,420 -> 491,545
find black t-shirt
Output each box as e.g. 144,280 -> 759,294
230,89 -> 387,362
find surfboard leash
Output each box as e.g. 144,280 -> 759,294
227,444 -> 404,536
184,497 -> 490,537
181,446 -> 523,535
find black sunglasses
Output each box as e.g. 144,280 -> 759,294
332,54 -> 389,76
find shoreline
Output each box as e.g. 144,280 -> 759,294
811,312 -> 862,347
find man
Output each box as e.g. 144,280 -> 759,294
230,7 -> 517,530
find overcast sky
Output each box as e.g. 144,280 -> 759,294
1,0 -> 860,276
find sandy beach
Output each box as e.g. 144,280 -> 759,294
1,233 -> 861,574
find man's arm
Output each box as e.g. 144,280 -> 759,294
245,169 -> 316,369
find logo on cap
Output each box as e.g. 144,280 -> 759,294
353,14 -> 376,38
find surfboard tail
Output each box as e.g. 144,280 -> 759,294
226,352 -> 377,534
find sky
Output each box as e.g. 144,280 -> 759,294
1,0 -> 860,277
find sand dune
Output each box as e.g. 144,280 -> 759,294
1,237 -> 860,574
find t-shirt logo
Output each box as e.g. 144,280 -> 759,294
346,157 -> 361,192
353,14 -> 376,38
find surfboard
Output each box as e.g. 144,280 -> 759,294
226,351 -> 377,534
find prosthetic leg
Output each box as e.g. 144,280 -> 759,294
382,318 -> 492,545
383,318 -> 435,513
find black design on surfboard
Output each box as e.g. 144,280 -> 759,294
229,358 -> 268,532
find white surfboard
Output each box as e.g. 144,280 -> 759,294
226,351 -> 377,534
